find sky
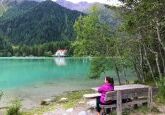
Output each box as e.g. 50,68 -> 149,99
0,0 -> 123,7
52,0 -> 123,6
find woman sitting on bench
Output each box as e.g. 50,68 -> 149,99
96,76 -> 114,115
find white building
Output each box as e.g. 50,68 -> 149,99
54,49 -> 67,57
54,57 -> 66,66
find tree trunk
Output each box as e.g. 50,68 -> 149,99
115,63 -> 122,85
155,53 -> 163,80
116,46 -> 129,84
133,58 -> 143,82
122,65 -> 129,84
143,45 -> 157,85
156,21 -> 165,52
139,46 -> 145,82
148,47 -> 163,80
159,45 -> 165,75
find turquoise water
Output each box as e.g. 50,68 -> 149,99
0,57 -> 136,90
0,57 -> 92,89
0,57 -> 136,108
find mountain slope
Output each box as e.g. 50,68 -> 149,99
0,1 -> 39,20
56,0 -> 121,28
0,0 -> 83,45
0,0 -> 20,15
56,0 -> 94,12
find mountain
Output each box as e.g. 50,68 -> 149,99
96,4 -> 121,29
56,0 -> 121,28
0,1 -> 8,16
56,0 -> 95,12
0,0 -> 83,45
0,1 -> 39,20
0,0 -> 30,16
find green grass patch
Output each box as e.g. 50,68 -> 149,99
107,105 -> 161,115
23,103 -> 59,115
123,105 -> 160,115
56,90 -> 94,109
23,89 -> 94,115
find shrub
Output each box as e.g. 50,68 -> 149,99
0,91 -> 3,100
6,100 -> 22,115
156,78 -> 165,103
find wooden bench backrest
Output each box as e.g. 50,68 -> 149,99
105,91 -> 117,101
105,87 -> 149,102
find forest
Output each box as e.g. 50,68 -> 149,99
0,1 -> 165,114
73,0 -> 165,102
0,0 -> 119,57
0,35 -> 72,57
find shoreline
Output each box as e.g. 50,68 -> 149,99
0,89 -> 94,115
1,88 -> 164,115
0,87 -> 94,110
23,89 -> 95,115
0,77 -> 103,110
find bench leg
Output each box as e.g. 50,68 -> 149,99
100,108 -> 112,115
100,107 -> 106,115
117,91 -> 122,115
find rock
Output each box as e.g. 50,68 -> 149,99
41,98 -> 55,105
78,100 -> 85,104
78,111 -> 88,115
86,99 -> 96,107
66,108 -> 73,113
59,97 -> 68,103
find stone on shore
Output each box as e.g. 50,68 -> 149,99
66,108 -> 73,113
86,99 -> 96,107
59,97 -> 68,103
41,98 -> 55,105
78,100 -> 85,104
78,111 -> 88,115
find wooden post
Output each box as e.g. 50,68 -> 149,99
117,90 -> 122,115
150,87 -> 153,108
147,87 -> 152,109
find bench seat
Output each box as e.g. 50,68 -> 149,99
100,98 -> 148,109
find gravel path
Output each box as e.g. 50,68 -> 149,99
43,103 -> 97,115
43,102 -> 165,115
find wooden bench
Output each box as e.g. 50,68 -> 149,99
83,86 -> 158,115
100,87 -> 158,115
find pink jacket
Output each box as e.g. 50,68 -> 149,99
98,83 -> 114,103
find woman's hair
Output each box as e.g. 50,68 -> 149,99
105,76 -> 114,85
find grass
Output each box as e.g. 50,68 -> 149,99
58,90 -> 93,109
108,105 -> 161,115
4,88 -> 163,115
23,89 -> 94,115
23,103 -> 59,115
124,105 -> 160,115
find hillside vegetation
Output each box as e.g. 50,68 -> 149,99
0,0 -> 83,45
0,0 -> 121,57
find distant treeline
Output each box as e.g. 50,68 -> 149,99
0,36 -> 72,57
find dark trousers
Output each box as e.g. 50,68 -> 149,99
96,96 -> 117,113
96,96 -> 114,113
96,96 -> 103,112
96,97 -> 131,113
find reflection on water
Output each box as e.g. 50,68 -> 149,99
0,57 -> 136,90
0,57 -> 136,109
54,57 -> 66,66
0,57 -> 92,90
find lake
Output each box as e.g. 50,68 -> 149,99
0,57 -> 135,108
0,57 -> 93,90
